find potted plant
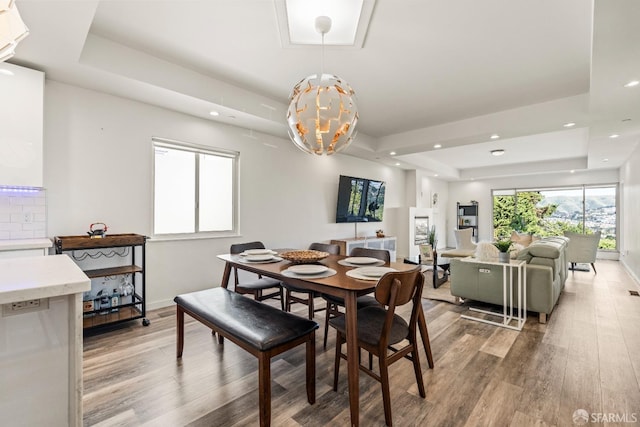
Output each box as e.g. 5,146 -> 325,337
427,225 -> 437,249
493,239 -> 512,263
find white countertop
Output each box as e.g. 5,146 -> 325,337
0,254 -> 90,304
0,238 -> 52,251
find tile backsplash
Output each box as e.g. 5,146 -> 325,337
0,189 -> 47,240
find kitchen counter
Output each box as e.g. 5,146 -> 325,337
0,237 -> 52,251
0,237 -> 52,259
0,254 -> 90,427
0,254 -> 89,304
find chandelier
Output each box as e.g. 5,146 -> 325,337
0,0 -> 29,62
286,16 -> 358,155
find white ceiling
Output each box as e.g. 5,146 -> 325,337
8,0 -> 640,181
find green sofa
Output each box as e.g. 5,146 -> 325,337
450,236 -> 569,323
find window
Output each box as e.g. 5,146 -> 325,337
153,138 -> 238,237
492,184 -> 617,250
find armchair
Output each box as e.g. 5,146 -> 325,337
564,231 -> 601,273
440,228 -> 477,258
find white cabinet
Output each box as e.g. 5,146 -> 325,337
331,236 -> 397,261
0,62 -> 44,187
0,255 -> 90,427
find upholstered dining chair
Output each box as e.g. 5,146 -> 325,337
321,247 -> 390,349
329,268 -> 427,426
282,242 -> 340,319
229,241 -> 284,309
564,231 -> 601,273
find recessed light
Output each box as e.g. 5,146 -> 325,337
209,111 -> 220,116
609,134 -> 619,139
624,80 -> 639,88
491,149 -> 505,156
389,151 -> 396,156
490,134 -> 500,140
395,162 -> 401,166
603,158 -> 609,162
570,170 -> 575,174
433,144 -> 442,149
0,69 -> 14,76
563,122 -> 576,128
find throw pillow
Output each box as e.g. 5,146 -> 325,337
475,241 -> 499,261
510,242 -> 525,259
510,231 -> 533,247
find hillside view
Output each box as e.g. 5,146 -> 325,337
493,188 -> 617,249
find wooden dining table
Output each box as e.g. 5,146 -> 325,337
218,251 -> 434,427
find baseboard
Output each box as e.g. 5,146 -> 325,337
147,298 -> 176,311
620,258 -> 640,291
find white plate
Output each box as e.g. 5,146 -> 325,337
287,265 -> 329,275
282,268 -> 337,279
245,254 -> 274,262
243,249 -> 275,255
344,257 -> 381,265
356,267 -> 397,278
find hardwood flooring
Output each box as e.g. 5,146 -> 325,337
83,260 -> 640,426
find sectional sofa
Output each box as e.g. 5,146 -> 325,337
450,236 -> 569,323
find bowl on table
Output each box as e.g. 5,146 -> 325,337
279,249 -> 330,264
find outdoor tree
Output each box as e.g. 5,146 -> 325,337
493,190 -> 613,249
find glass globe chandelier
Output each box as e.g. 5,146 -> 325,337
0,0 -> 29,62
286,16 -> 358,155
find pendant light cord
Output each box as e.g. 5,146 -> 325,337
320,31 -> 325,75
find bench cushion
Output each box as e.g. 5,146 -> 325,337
174,288 -> 318,351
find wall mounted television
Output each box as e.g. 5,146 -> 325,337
335,175 -> 386,223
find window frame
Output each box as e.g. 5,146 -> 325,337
491,183 -> 619,251
152,137 -> 239,240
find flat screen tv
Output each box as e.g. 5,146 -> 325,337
336,175 -> 386,223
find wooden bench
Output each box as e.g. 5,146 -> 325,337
174,287 -> 318,427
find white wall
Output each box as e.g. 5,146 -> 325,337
418,172 -> 449,248
447,169 -> 620,245
620,145 -> 640,282
43,81 -> 406,309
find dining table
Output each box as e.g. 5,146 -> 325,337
218,250 -> 434,426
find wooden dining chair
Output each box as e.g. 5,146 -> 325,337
329,268 -> 427,426
230,241 -> 284,310
321,247 -> 390,349
283,242 -> 340,319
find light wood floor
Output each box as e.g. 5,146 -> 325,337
83,260 -> 640,426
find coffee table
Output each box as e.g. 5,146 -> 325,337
404,251 -> 451,288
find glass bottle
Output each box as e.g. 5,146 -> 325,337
111,288 -> 120,312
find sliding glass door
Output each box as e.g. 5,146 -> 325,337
492,185 -> 617,250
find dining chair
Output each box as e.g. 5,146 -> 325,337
321,247 -> 390,349
230,241 -> 284,310
283,242 -> 340,319
329,268 -> 427,427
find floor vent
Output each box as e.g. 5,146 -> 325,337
629,290 -> 640,297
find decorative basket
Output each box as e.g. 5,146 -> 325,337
279,249 -> 330,264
